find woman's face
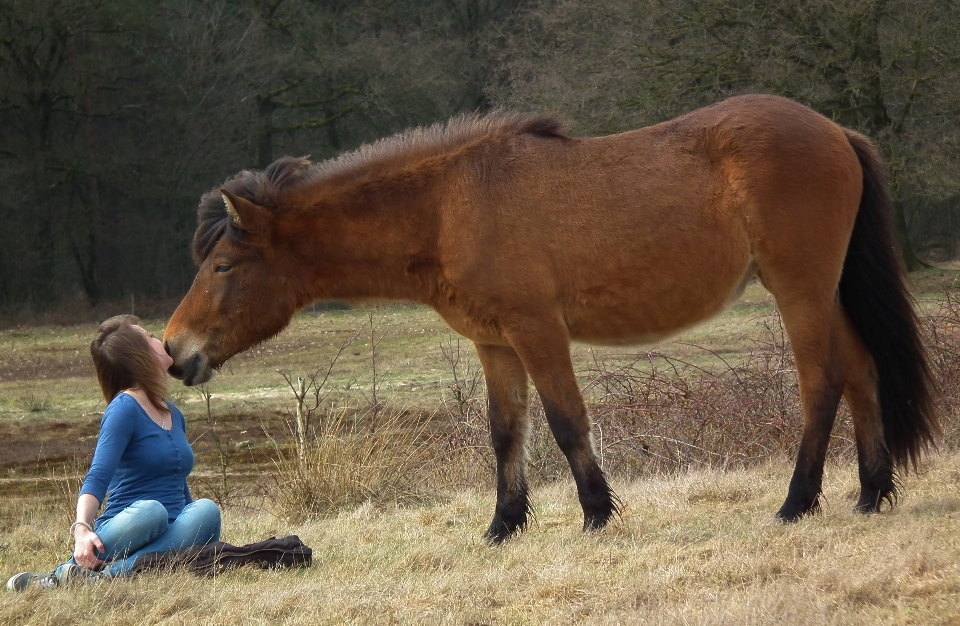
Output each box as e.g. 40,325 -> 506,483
134,325 -> 174,374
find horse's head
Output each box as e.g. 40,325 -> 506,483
164,161 -> 311,385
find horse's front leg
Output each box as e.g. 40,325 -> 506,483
476,343 -> 532,543
506,321 -> 620,532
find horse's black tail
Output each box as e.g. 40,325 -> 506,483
839,131 -> 939,471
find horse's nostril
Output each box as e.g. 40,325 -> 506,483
164,340 -> 172,356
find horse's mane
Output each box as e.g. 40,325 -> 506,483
193,112 -> 566,264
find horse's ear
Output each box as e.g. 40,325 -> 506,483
221,188 -> 272,234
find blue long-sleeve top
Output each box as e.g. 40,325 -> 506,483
80,393 -> 194,528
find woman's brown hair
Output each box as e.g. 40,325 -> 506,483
90,315 -> 167,412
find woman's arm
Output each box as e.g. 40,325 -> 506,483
73,397 -> 135,570
80,399 -> 136,504
72,493 -> 105,570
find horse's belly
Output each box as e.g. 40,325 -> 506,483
565,261 -> 755,346
567,307 -> 713,346
573,328 -> 676,347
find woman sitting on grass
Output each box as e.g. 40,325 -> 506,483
6,315 -> 221,591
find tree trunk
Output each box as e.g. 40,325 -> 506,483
71,174 -> 101,306
30,93 -> 56,304
892,200 -> 927,272
855,0 -> 925,271
257,98 -> 277,169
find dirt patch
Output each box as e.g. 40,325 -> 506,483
0,355 -> 91,383
0,410 -> 291,485
0,416 -> 100,482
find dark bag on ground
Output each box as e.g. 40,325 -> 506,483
130,535 -> 312,577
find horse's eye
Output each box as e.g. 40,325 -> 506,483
214,264 -> 232,274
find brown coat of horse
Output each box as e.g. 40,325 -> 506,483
164,95 -> 938,541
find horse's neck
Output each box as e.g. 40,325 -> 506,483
290,173 -> 446,305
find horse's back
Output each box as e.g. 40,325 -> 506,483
439,95 -> 863,345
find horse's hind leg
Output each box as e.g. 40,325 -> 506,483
504,321 -> 619,532
772,297 -> 848,521
476,343 -> 533,542
834,311 -> 895,513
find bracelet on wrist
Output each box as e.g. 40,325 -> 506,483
69,521 -> 94,536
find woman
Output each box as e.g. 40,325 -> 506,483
7,315 -> 221,591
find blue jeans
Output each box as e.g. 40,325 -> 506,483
56,499 -> 221,578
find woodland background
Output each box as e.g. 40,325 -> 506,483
2,0 -> 959,312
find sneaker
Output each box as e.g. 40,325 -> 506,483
6,572 -> 58,592
57,563 -> 106,587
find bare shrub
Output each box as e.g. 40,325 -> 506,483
437,335 -> 570,483
585,316 -> 814,477
271,406 -> 443,523
438,335 -> 493,473
272,326 -> 445,522
434,314 -> 852,483
193,384 -> 231,506
187,385 -> 271,510
276,327 -> 361,467
580,297 -> 960,477
923,290 -> 960,449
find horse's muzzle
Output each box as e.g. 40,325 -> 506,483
167,351 -> 214,386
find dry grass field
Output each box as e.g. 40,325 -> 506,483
2,269 -> 960,624
3,456 -> 960,625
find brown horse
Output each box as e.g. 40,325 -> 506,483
164,95 -> 938,542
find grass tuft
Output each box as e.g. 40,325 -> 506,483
16,394 -> 51,413
270,406 -> 445,522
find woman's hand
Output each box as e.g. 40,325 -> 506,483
73,526 -> 105,570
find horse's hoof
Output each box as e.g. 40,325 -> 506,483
853,485 -> 895,514
853,492 -> 886,514
581,491 -> 621,532
776,499 -> 819,522
776,509 -> 803,523
484,523 -> 518,544
484,514 -> 527,544
582,513 -> 613,532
